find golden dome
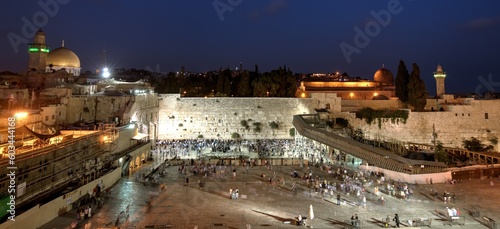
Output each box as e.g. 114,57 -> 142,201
46,47 -> 80,68
373,68 -> 394,84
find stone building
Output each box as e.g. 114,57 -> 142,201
434,64 -> 446,98
296,66 -> 396,100
0,30 -> 157,224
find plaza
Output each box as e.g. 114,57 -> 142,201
40,146 -> 500,229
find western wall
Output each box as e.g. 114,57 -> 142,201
158,94 -> 322,139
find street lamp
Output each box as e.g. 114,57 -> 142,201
102,67 -> 110,78
14,112 -> 28,119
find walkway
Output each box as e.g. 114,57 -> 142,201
293,115 -> 447,174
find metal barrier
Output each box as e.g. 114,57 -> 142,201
144,225 -> 175,228
343,219 -> 361,229
484,216 -> 497,229
447,216 -> 465,226
210,223 -> 228,228
414,218 -> 432,227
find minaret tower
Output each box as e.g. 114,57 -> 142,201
434,64 -> 446,98
28,29 -> 50,71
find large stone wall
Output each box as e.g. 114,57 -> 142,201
340,100 -> 500,149
158,94 -> 317,139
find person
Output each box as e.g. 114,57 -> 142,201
297,214 -> 303,226
235,188 -> 239,199
385,215 -> 390,228
185,176 -> 189,186
84,207 -> 89,219
393,213 -> 400,228
337,194 -> 341,205
229,188 -> 233,199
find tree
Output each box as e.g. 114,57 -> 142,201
236,71 -> 252,96
251,66 -> 297,97
435,141 -> 450,163
215,70 -> 226,95
407,63 -> 428,111
395,59 -> 410,102
462,137 -> 494,152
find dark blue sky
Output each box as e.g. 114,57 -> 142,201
2,0 -> 500,95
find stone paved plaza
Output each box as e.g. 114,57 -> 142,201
39,154 -> 500,229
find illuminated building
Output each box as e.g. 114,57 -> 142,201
296,66 -> 396,100
28,30 -> 50,72
28,29 -> 81,76
434,64 -> 446,98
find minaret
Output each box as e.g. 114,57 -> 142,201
434,64 -> 446,98
28,29 -> 50,71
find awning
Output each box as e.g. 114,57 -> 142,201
131,133 -> 148,140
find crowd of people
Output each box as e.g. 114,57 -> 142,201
151,139 -> 331,162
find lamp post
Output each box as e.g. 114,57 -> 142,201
102,67 -> 110,78
433,123 -> 438,162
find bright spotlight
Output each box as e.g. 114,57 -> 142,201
102,67 -> 110,78
14,112 -> 28,119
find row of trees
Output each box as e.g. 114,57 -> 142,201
395,60 -> 428,111
146,65 -> 298,97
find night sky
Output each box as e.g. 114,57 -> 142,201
1,0 -> 500,95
